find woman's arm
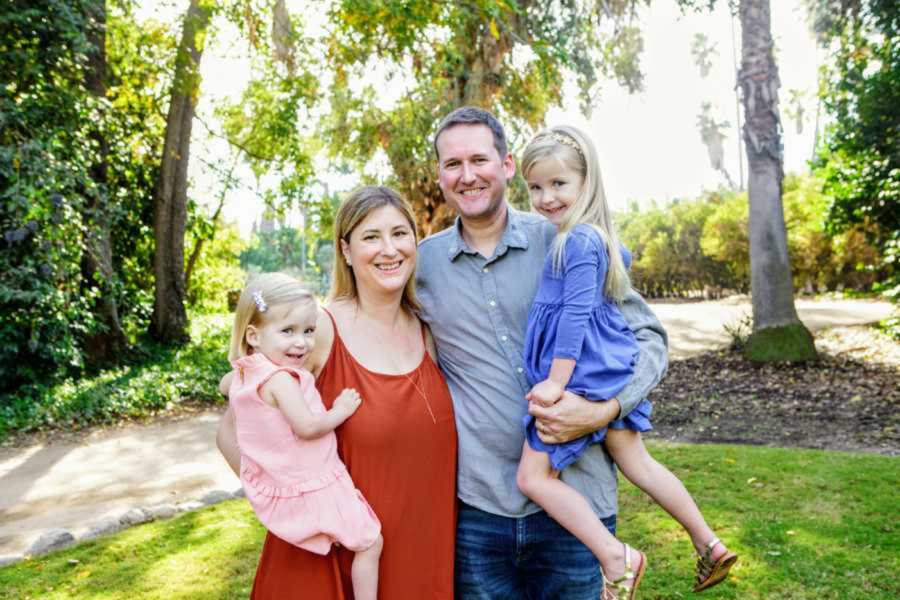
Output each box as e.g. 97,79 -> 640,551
306,304 -> 335,378
264,371 -> 360,440
216,407 -> 241,476
218,371 -> 234,396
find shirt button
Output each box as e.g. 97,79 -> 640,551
501,335 -> 508,341
516,367 -> 524,373
489,299 -> 496,307
482,267 -> 489,273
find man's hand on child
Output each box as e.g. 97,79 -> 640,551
529,392 -> 620,444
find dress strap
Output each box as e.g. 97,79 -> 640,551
322,306 -> 338,330
321,306 -> 344,348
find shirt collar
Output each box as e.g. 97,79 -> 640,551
446,206 -> 530,261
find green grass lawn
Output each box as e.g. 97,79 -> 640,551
1,442 -> 897,599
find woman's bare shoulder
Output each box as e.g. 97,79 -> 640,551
422,322 -> 438,361
307,304 -> 336,376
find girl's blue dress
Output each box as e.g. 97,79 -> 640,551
524,224 -> 653,470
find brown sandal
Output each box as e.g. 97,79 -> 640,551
693,537 -> 738,592
601,543 -> 647,600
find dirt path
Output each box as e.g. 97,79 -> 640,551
0,298 -> 894,557
656,297 -> 894,358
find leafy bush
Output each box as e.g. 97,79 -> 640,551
240,227 -> 307,274
723,313 -> 753,350
618,194 -> 729,297
186,224 -> 248,314
0,314 -> 230,441
699,190 -> 751,292
617,174 -> 886,298
0,3 -> 174,393
1,2 -> 106,387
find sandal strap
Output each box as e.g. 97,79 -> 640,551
696,555 -> 712,581
696,539 -> 723,582
702,537 -> 722,561
603,543 -> 642,599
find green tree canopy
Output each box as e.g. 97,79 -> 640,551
808,0 -> 898,298
319,0 -> 649,233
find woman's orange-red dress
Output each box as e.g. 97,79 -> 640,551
250,312 -> 457,599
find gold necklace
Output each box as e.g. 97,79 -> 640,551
404,370 -> 437,424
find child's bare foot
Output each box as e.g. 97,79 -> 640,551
601,543 -> 646,600
694,538 -> 738,592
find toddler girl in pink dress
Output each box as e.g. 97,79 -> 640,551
226,273 -> 382,600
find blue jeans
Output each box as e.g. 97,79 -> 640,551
455,501 -> 617,599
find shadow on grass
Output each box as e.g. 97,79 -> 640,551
616,443 -> 899,600
2,443 -> 897,599
0,500 -> 264,599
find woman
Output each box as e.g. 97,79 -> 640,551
217,186 -> 457,598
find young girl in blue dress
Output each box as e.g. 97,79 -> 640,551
516,126 -> 737,599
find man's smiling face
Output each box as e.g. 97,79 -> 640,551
435,124 -> 515,224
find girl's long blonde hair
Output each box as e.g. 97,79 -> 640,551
228,272 -> 316,361
329,185 -> 421,312
520,125 -> 632,302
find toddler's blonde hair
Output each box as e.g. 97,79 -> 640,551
228,273 -> 316,361
520,125 -> 632,302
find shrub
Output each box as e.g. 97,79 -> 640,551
0,314 -> 230,441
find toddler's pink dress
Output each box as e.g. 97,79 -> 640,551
229,353 -> 381,554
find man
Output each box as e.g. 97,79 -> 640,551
416,106 -> 668,598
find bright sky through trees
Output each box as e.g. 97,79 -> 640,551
136,0 -> 819,236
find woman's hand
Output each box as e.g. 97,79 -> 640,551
526,379 -> 564,408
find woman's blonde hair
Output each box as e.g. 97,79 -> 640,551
520,125 -> 632,302
329,185 -> 421,312
228,272 -> 316,361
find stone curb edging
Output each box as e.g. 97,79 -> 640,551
0,487 -> 247,568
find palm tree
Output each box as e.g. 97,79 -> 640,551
737,0 -> 816,361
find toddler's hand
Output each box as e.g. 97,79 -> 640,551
333,388 -> 362,416
527,379 -> 564,408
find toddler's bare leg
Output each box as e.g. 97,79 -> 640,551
351,534 -> 383,600
516,442 -> 634,580
605,429 -> 726,558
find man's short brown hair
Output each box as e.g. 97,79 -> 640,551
433,106 -> 509,161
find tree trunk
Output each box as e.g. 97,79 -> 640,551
81,0 -> 128,363
738,0 -> 816,361
184,158 -> 233,292
183,196 -> 223,293
151,0 -> 212,344
404,18 -> 513,236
